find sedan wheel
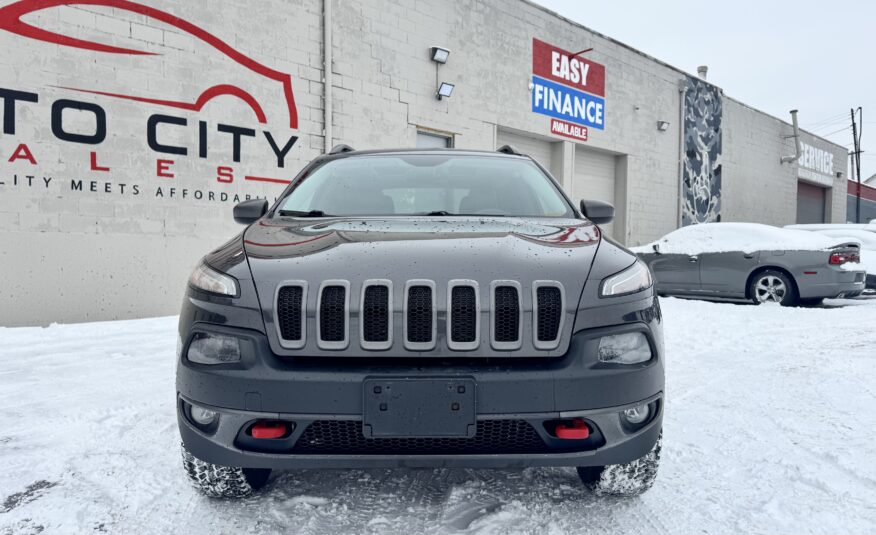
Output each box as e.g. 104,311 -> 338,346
750,270 -> 796,306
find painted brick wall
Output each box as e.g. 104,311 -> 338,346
722,97 -> 847,225
0,0 -> 324,326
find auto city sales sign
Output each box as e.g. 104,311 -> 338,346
531,38 -> 605,141
0,0 -> 300,205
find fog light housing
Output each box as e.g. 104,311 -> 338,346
186,332 -> 241,365
622,404 -> 650,425
190,405 -> 218,426
183,400 -> 219,433
597,332 -> 652,364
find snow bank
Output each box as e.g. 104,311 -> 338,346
630,222 -> 859,255
3,300 -> 876,534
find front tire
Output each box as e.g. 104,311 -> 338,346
577,432 -> 662,497
749,270 -> 797,306
181,443 -> 271,498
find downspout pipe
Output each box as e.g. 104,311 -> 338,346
677,79 -> 687,227
323,0 -> 333,153
780,110 -> 801,164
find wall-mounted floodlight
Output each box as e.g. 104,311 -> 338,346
430,46 -> 450,64
437,82 -> 455,100
657,121 -> 670,131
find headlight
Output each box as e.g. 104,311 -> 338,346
598,332 -> 652,364
189,261 -> 238,296
186,332 -> 241,364
600,260 -> 652,297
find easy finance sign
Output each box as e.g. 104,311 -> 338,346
531,38 -> 605,138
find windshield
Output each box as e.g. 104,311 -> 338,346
276,154 -> 573,217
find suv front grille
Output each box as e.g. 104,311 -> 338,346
362,285 -> 390,343
450,286 -> 477,343
292,419 -> 548,454
274,279 -> 564,353
406,285 -> 433,344
319,285 -> 346,343
493,285 -> 520,345
536,286 -> 562,342
276,286 -> 303,341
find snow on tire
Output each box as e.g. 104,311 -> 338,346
578,432 -> 662,497
181,443 -> 262,498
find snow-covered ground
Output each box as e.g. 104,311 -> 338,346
2,297 -> 876,535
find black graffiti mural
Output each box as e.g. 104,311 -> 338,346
682,76 -> 722,226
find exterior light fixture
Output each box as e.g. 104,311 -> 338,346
430,46 -> 450,64
437,82 -> 455,100
657,121 -> 670,131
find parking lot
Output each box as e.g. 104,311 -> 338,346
2,296 -> 875,535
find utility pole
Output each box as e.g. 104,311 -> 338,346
850,108 -> 863,223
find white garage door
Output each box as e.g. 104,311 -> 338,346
496,129 -> 554,171
574,146 -> 617,236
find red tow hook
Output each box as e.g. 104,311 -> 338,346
555,418 -> 590,440
251,421 -> 288,439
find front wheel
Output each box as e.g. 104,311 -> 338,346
749,270 -> 797,306
181,443 -> 271,498
577,432 -> 662,497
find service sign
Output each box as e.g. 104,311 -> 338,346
531,38 -> 605,136
797,141 -> 835,187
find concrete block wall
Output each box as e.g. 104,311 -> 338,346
722,97 -> 847,225
332,0 -> 687,246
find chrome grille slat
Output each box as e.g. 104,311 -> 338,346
404,279 -> 436,351
274,281 -> 307,349
316,280 -> 350,350
360,280 -> 392,350
532,281 -> 564,350
490,280 -> 522,350
447,280 -> 480,351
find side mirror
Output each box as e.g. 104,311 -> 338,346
233,199 -> 268,225
652,243 -> 661,254
579,199 -> 614,225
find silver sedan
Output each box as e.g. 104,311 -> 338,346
632,223 -> 866,306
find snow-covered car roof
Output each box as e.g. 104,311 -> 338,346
804,229 -> 876,250
630,222 -> 861,255
785,223 -> 876,233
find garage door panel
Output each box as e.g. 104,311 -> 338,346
574,147 -> 617,236
796,181 -> 826,224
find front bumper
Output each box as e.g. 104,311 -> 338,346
178,394 -> 663,470
176,295 -> 664,470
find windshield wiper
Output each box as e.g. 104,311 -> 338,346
422,210 -> 453,216
278,209 -> 331,217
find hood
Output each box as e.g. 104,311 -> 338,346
245,216 -> 601,357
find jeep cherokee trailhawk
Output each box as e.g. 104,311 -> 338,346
177,145 -> 664,498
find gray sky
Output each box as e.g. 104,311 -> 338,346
534,0 -> 874,181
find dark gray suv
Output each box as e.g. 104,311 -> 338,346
176,146 -> 664,498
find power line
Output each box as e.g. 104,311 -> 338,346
804,111 -> 852,128
810,118 -> 852,133
821,125 -> 851,137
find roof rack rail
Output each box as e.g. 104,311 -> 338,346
496,144 -> 523,156
328,144 -> 355,155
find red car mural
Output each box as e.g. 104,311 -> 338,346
0,0 -> 299,129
